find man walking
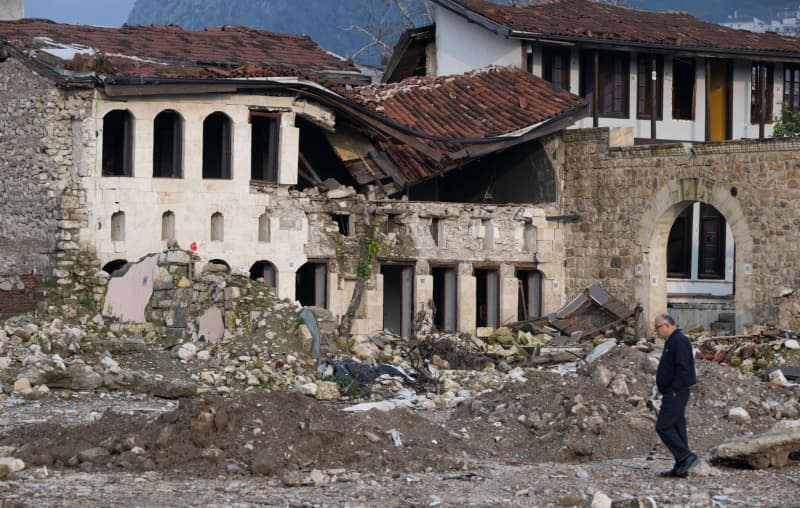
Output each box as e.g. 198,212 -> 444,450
654,313 -> 698,478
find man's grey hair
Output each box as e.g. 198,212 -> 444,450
655,313 -> 675,325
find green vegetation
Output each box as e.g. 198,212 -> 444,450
323,372 -> 363,397
773,103 -> 800,138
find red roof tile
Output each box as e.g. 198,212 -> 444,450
349,65 -> 586,182
441,0 -> 800,55
0,19 -> 359,79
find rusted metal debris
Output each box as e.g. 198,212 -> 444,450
508,284 -> 640,341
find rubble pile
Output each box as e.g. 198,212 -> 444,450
695,329 -> 800,385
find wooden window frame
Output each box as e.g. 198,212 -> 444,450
784,64 -> 800,113
672,58 -> 696,121
542,46 -> 571,92
580,50 -> 629,119
750,63 -> 774,124
637,55 -> 663,120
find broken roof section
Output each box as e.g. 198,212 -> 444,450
433,0 -> 800,60
0,19 -> 366,85
382,24 -> 435,84
348,65 -> 587,183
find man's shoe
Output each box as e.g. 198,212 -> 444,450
657,468 -> 678,478
675,454 -> 698,477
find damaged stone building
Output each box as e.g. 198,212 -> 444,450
0,20 -> 585,337
4,10 -> 800,337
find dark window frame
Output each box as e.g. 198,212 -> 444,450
153,110 -> 183,178
580,50 -> 630,118
667,205 -> 693,279
672,58 -> 696,121
542,46 -> 571,92
784,64 -> 800,113
697,204 -> 726,280
751,63 -> 774,124
250,112 -> 280,182
102,110 -> 134,177
637,54 -> 663,120
202,112 -> 233,180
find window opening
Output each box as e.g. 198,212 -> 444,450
161,211 -> 175,241
637,55 -> 663,120
667,205 -> 693,279
102,110 -> 133,176
751,63 -> 774,123
475,268 -> 499,328
672,58 -> 696,120
211,212 -> 224,242
249,260 -> 277,288
542,47 -> 571,92
432,266 -> 457,331
153,110 -> 182,178
251,114 -> 279,181
381,264 -> 414,337
516,269 -> 543,321
296,262 -> 328,308
111,211 -> 125,241
202,112 -> 232,179
580,51 -> 629,117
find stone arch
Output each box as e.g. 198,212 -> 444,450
102,259 -> 128,275
249,260 -> 277,288
635,177 -> 754,333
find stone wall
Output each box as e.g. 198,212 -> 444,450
0,57 -> 93,313
562,128 -> 800,330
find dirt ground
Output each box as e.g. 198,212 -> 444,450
2,345 -> 799,506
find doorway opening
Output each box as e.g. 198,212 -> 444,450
296,261 -> 328,308
432,266 -> 457,331
381,263 -> 414,337
475,268 -> 500,328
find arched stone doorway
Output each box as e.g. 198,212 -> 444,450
636,178 -> 754,333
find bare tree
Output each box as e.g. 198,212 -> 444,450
346,0 -> 433,64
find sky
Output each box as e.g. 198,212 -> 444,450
25,0 -> 136,26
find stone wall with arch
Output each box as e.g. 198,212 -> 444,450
562,128 -> 800,333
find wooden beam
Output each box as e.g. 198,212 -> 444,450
705,59 -> 711,142
593,50 -> 600,128
651,55 -> 657,141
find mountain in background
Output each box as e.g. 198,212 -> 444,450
127,0 -> 798,66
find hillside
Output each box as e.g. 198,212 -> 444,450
126,0 -> 797,65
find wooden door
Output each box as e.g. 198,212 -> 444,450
709,61 -> 731,141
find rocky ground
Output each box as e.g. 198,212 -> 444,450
2,285 -> 800,506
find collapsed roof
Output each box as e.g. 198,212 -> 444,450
0,19 -> 586,193
348,65 -> 587,183
433,0 -> 800,61
0,19 -> 366,85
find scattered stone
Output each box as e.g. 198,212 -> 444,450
0,458 -> 25,480
711,425 -> 800,468
314,381 -> 340,400
591,491 -> 612,508
12,378 -> 31,393
729,407 -> 751,425
592,366 -> 613,387
78,447 -> 110,464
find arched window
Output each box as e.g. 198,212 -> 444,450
111,211 -> 125,241
202,112 -> 232,179
162,211 -> 176,241
211,212 -> 224,242
102,259 -> 128,275
250,260 -> 277,288
153,110 -> 183,178
102,110 -> 133,176
258,212 -> 271,243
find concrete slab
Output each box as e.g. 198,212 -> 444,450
197,306 -> 224,343
102,254 -> 159,323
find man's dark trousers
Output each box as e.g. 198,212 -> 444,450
656,386 -> 691,464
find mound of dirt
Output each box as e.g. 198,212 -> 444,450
2,391 -> 469,478
447,345 -> 798,464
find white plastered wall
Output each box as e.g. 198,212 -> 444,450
435,6 -> 521,76
81,92 -> 332,301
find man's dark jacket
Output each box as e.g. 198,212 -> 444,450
656,329 -> 697,394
